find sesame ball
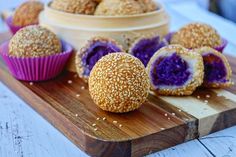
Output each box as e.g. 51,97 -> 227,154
50,0 -> 98,15
171,23 -> 222,49
9,25 -> 62,57
136,0 -> 157,13
89,53 -> 150,113
95,0 -> 143,16
13,1 -> 44,27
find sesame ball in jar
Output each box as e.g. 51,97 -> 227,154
95,0 -> 143,16
50,0 -> 98,15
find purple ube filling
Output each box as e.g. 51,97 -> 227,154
151,53 -> 191,87
203,53 -> 227,83
131,36 -> 166,66
82,41 -> 122,76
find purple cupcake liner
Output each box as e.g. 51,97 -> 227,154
5,16 -> 24,35
164,32 -> 228,52
0,40 -> 73,81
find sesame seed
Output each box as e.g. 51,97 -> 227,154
168,117 -> 171,120
75,114 -> 78,117
206,95 -> 210,98
171,113 -> 176,116
76,94 -> 80,97
81,86 -> 85,90
204,100 -> 209,103
164,113 -> 168,117
68,80 -> 72,84
102,117 -> 106,121
161,128 -> 165,130
113,121 -> 118,124
94,128 -> 98,131
197,96 -> 201,99
92,123 -> 96,127
178,109 -> 182,112
119,124 -> 122,127
29,82 -> 33,86
96,117 -> 100,120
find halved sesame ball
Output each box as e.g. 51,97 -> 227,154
171,23 -> 222,49
13,1 -> 44,27
95,0 -> 143,16
75,36 -> 123,81
129,35 -> 167,66
147,45 -> 204,96
195,47 -> 234,88
50,0 -> 98,15
9,25 -> 62,57
89,53 -> 150,113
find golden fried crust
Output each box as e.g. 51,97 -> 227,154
194,46 -> 234,88
95,0 -> 143,16
9,25 -> 61,57
50,0 -> 98,15
136,0 -> 157,12
89,53 -> 150,113
171,23 -> 222,49
13,1 -> 44,26
75,36 -> 123,82
146,45 -> 204,96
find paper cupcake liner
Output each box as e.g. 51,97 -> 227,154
0,40 -> 73,81
5,16 -> 24,35
164,32 -> 228,52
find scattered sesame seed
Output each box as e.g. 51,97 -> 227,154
197,96 -> 201,99
29,82 -> 33,86
161,128 -> 165,130
76,94 -> 80,97
168,117 -> 171,120
204,100 -> 209,103
178,109 -> 182,112
113,121 -> 118,124
171,113 -> 176,116
68,80 -> 72,84
164,113 -> 168,117
119,124 -> 122,127
81,86 -> 85,90
92,123 -> 96,127
96,117 -> 100,120
74,74 -> 78,78
75,114 -> 78,117
94,128 -> 98,131
206,95 -> 210,98
102,117 -> 106,121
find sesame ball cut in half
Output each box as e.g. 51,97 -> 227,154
95,0 -> 143,16
147,45 -> 204,96
9,25 -> 62,58
50,0 -> 98,15
89,53 -> 150,113
171,23 -> 222,49
76,37 -> 123,81
13,1 -> 44,27
129,35 -> 167,66
195,47 -> 234,88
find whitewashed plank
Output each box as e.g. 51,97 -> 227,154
147,140 -> 213,157
0,82 -> 88,157
200,126 -> 236,157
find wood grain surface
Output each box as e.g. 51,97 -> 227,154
0,54 -> 236,157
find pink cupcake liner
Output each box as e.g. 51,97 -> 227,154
5,16 -> 23,35
164,32 -> 228,52
0,40 -> 73,81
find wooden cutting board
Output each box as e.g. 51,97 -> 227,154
1,8 -> 236,156
0,49 -> 236,156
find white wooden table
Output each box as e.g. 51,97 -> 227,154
0,1 -> 236,157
